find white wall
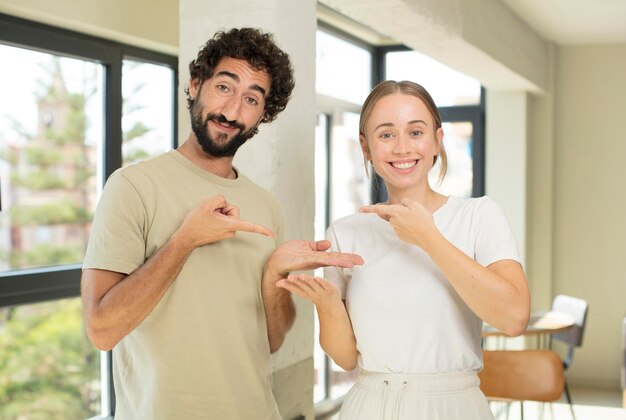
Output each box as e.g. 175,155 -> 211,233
552,44 -> 626,388
485,91 -> 527,264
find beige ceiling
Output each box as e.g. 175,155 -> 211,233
501,0 -> 626,45
319,1 -> 626,47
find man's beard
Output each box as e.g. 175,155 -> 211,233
190,101 -> 258,157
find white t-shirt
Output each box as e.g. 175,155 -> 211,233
324,196 -> 521,374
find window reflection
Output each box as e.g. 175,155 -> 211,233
330,111 -> 369,221
0,45 -> 103,272
0,298 -> 101,418
385,51 -> 481,107
430,122 -> 474,198
122,60 -> 174,166
316,30 -> 372,106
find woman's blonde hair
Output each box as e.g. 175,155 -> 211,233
359,80 -> 447,184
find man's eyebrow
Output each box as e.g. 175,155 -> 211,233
216,70 -> 267,97
216,70 -> 239,82
250,84 -> 266,97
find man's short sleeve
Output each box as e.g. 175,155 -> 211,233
83,170 -> 147,274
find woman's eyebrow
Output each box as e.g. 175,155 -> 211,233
374,122 -> 394,131
374,119 -> 429,131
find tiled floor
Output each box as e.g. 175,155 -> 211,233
325,386 -> 626,419
491,386 -> 626,420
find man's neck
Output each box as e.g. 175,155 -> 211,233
177,135 -> 237,179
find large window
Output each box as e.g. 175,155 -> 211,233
314,27 -> 373,405
0,13 -> 176,419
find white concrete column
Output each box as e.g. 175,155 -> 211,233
485,91 -> 527,265
179,1 -> 317,418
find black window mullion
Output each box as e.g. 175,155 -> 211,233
122,45 -> 177,68
472,87 -> 486,197
104,55 -> 123,180
0,265 -> 82,307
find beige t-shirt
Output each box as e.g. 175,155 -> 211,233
83,150 -> 284,420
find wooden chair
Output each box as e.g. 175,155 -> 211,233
551,294 -> 588,418
479,350 -> 565,419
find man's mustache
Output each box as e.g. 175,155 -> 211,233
206,113 -> 245,132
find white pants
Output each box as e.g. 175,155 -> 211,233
338,370 -> 494,420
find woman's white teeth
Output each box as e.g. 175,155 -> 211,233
392,161 -> 416,169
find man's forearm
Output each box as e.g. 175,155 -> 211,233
83,232 -> 195,350
262,269 -> 296,353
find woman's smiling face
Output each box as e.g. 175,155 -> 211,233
360,93 -> 443,194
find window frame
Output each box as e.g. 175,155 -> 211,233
0,12 -> 178,308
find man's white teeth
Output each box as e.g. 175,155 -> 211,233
392,161 -> 416,169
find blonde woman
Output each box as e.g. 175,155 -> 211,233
278,80 -> 529,420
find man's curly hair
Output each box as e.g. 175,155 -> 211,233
185,28 -> 295,124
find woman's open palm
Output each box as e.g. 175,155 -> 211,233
276,273 -> 341,314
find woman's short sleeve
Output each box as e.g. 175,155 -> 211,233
473,197 -> 521,267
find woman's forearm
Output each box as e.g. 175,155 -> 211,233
421,231 -> 530,336
318,300 -> 359,371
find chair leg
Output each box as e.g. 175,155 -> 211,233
563,379 -> 576,420
520,401 -> 524,420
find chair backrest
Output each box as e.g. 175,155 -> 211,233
479,350 -> 565,402
551,294 -> 588,348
